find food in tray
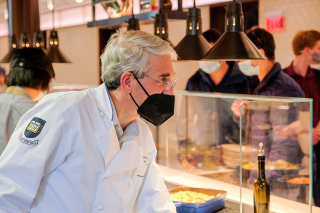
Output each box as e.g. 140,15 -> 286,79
242,159 -> 299,170
170,191 -> 216,203
288,177 -> 309,184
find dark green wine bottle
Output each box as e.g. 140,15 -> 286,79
253,143 -> 270,213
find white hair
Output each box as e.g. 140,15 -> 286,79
100,30 -> 177,90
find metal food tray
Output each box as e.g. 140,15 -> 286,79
169,187 -> 227,213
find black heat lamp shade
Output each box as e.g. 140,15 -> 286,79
203,32 -> 265,61
174,7 -> 211,60
174,34 -> 210,60
33,31 -> 44,49
47,29 -> 71,63
154,12 -> 174,47
203,1 -> 265,61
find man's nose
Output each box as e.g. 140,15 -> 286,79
163,87 -> 174,95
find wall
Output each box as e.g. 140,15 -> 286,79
259,0 -> 320,68
0,36 -> 10,72
48,24 -> 100,85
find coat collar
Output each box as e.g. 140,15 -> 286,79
253,62 -> 282,94
93,83 -> 114,129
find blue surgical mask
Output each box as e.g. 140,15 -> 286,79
199,61 -> 222,74
238,60 -> 260,76
311,51 -> 320,64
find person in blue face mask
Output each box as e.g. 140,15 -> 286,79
231,27 -> 306,199
177,29 -> 249,171
235,27 -> 305,97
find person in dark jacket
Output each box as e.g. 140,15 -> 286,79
231,28 -> 305,189
177,29 -> 248,171
283,30 -> 320,206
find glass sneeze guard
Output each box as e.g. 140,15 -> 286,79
152,90 -> 314,213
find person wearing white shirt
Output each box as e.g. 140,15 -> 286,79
0,30 -> 178,213
0,48 -> 55,155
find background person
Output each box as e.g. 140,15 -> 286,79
0,66 -> 6,94
177,29 -> 248,171
0,30 -> 177,213
231,27 -> 305,187
0,48 -> 55,155
283,29 -> 320,206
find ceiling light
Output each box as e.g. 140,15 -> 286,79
47,29 -> 71,63
33,31 -> 44,48
154,9 -> 174,47
20,32 -> 30,48
47,0 -> 54,10
76,0 -> 83,3
46,0 -> 71,63
173,0 -> 211,60
4,9 -> 8,19
203,0 -> 265,61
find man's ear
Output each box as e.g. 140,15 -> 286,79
120,72 -> 134,94
302,47 -> 313,56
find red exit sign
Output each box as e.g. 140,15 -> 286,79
265,16 -> 283,31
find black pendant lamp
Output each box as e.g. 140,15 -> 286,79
20,32 -> 30,48
47,0 -> 71,63
1,35 -> 17,63
33,30 -> 44,48
173,0 -> 211,60
47,29 -> 71,63
154,9 -> 174,47
126,0 -> 140,31
203,0 -> 265,61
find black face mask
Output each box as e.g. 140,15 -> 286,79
130,75 -> 175,126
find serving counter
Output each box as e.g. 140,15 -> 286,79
154,91 -> 319,213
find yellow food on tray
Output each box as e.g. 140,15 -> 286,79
170,191 -> 215,203
242,159 -> 299,170
288,177 -> 309,184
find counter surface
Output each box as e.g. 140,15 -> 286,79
165,181 -> 275,213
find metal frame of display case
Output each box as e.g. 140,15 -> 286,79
87,0 -> 187,28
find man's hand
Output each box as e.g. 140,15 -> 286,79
274,120 -> 309,139
313,128 -> 320,145
231,99 -> 247,117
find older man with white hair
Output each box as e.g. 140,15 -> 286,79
0,30 -> 178,213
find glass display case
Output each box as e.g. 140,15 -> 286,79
155,91 -> 318,213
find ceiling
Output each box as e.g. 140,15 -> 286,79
0,0 -> 91,21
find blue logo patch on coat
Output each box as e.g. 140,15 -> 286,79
24,117 -> 46,138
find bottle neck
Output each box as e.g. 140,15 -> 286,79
258,156 -> 265,179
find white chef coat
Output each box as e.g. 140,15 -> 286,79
0,86 -> 35,154
0,83 -> 176,213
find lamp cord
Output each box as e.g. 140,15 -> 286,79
52,0 -> 55,29
132,0 -> 134,18
159,0 -> 163,13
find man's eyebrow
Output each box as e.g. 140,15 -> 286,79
158,72 -> 175,78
